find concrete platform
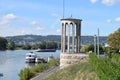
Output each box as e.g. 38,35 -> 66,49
60,53 -> 88,69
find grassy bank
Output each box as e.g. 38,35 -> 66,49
43,53 -> 120,80
19,58 -> 59,80
43,62 -> 98,80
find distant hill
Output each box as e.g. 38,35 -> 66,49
6,35 -> 107,45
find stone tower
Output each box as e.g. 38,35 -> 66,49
60,17 -> 88,68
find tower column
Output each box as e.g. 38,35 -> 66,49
76,24 -> 78,53
65,25 -> 66,52
67,24 -> 70,53
63,23 -> 66,53
72,23 -> 75,53
78,24 -> 80,53
61,23 -> 63,52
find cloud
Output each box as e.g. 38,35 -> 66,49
56,29 -> 61,33
36,27 -> 45,31
3,13 -> 18,20
31,21 -> 37,25
21,30 -> 26,34
31,21 -> 45,31
90,0 -> 120,6
102,0 -> 119,6
106,17 -> 120,23
107,19 -> 112,23
0,13 -> 18,26
51,13 -> 60,17
0,19 -> 10,26
90,0 -> 98,4
115,17 -> 120,22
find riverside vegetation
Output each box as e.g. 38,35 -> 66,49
19,58 -> 59,80
43,53 -> 120,80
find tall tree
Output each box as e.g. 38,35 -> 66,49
107,28 -> 120,50
0,37 -> 8,50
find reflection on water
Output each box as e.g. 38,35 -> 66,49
0,50 -> 60,80
25,63 -> 35,68
25,63 -> 43,68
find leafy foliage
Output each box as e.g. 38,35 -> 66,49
7,41 -> 15,50
89,53 -> 120,80
88,44 -> 104,52
107,28 -> 120,49
19,68 -> 33,80
19,58 -> 60,80
38,41 -> 57,49
81,45 -> 89,52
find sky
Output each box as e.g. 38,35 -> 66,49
0,0 -> 120,37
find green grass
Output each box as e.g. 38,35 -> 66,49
43,62 -> 99,80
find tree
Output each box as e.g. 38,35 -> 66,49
7,41 -> 16,50
88,44 -> 104,53
107,28 -> 120,50
38,41 -> 57,49
81,45 -> 89,52
22,44 -> 32,50
0,37 -> 8,50
88,44 -> 94,52
39,41 -> 46,49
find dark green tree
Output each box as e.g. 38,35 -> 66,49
22,44 -> 32,50
7,41 -> 16,50
0,37 -> 8,50
88,44 -> 104,52
46,41 -> 57,49
31,44 -> 39,49
39,41 -> 46,49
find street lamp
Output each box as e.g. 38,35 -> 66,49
94,34 -> 96,54
97,28 -> 100,58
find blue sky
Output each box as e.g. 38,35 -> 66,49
0,0 -> 120,37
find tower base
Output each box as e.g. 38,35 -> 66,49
60,53 -> 88,69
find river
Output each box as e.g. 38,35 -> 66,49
0,50 -> 60,80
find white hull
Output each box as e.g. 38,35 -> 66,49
25,52 -> 47,63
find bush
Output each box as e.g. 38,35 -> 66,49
19,68 -> 33,80
31,63 -> 49,73
19,58 -> 60,80
48,58 -> 60,67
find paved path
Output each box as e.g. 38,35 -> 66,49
30,66 -> 60,80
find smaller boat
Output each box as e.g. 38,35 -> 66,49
35,57 -> 47,63
25,52 -> 37,63
35,48 -> 56,52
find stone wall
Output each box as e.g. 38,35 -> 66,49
60,53 -> 88,69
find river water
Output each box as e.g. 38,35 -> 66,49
0,50 -> 60,80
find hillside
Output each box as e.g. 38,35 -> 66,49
6,35 -> 107,45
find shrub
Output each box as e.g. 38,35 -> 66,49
19,68 -> 33,80
19,58 -> 60,80
48,58 -> 59,67
89,53 -> 120,80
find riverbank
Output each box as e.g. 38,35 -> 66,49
30,66 -> 59,80
19,58 -> 59,80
